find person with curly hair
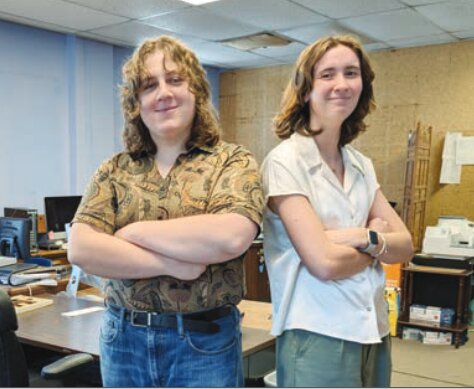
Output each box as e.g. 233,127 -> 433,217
261,35 -> 413,387
68,35 -> 263,387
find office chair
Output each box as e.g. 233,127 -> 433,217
0,289 -> 95,387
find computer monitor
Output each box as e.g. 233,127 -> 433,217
44,196 -> 82,239
0,217 -> 31,259
3,207 -> 39,252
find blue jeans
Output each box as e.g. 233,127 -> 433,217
277,329 -> 391,387
99,305 -> 244,387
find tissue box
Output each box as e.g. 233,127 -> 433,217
402,327 -> 422,341
409,304 -> 441,325
421,331 -> 452,345
440,308 -> 455,326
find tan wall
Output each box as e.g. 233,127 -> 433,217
219,40 -> 474,228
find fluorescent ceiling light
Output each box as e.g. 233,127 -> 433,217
222,33 -> 292,51
181,0 -> 221,5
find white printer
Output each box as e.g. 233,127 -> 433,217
422,216 -> 474,259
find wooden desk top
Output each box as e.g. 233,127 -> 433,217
32,249 -> 67,258
16,294 -> 103,358
404,264 -> 473,276
16,294 -> 274,359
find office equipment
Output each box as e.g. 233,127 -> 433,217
0,289 -> 95,386
4,207 -> 39,253
38,239 -> 65,250
412,253 -> 473,270
44,196 -> 82,240
0,217 -> 30,260
422,216 -> 474,258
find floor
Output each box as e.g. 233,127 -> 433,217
391,328 -> 474,387
26,330 -> 474,387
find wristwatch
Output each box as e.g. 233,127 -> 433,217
360,229 -> 379,256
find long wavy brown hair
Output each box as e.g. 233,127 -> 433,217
274,35 -> 376,146
121,35 -> 221,158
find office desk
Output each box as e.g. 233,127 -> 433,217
1,278 -> 70,297
31,249 -> 68,265
16,294 -> 274,360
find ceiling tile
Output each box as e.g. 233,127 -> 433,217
0,11 -> 76,34
203,0 -> 327,30
452,29 -> 474,39
364,42 -> 390,51
414,0 -> 474,33
386,32 -> 457,48
280,21 -> 373,45
291,0 -> 405,19
88,21 -> 176,48
340,8 -> 445,41
399,0 -> 444,5
141,6 -> 260,41
0,0 -> 126,31
65,0 -> 191,19
78,31 -> 132,47
251,41 -> 306,59
189,41 -> 271,64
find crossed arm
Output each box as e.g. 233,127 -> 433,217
269,189 -> 414,281
68,213 -> 257,280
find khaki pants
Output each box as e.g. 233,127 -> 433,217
276,329 -> 391,387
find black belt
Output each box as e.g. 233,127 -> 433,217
108,304 -> 232,334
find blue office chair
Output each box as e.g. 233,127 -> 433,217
0,289 -> 95,387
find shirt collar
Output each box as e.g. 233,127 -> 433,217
186,143 -> 215,155
343,145 -> 366,177
291,132 -> 365,177
291,132 -> 323,170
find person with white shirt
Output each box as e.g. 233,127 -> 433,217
261,35 -> 414,387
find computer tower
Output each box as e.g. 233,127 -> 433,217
3,208 -> 39,253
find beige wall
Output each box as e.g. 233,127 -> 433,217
219,40 -> 474,228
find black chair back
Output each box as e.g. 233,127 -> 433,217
0,289 -> 29,387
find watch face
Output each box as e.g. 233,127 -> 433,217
369,230 -> 379,245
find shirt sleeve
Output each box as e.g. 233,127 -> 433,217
72,160 -> 117,235
206,145 -> 263,227
261,152 -> 308,205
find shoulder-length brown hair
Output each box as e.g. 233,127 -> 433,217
274,35 -> 376,146
121,35 -> 220,158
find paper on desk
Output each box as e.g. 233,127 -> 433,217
440,132 -> 462,184
62,306 -> 105,317
456,136 -> 474,165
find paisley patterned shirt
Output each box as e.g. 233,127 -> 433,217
73,141 -> 263,312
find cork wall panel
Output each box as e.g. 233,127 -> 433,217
220,66 -> 290,163
219,40 -> 474,227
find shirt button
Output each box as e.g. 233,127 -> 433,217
366,307 -> 372,312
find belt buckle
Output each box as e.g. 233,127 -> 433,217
130,310 -> 152,327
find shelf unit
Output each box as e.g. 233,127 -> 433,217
398,264 -> 472,348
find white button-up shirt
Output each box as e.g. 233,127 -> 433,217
262,132 -> 389,343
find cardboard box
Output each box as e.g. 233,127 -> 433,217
402,327 -> 422,341
409,304 -> 442,326
421,331 -> 452,345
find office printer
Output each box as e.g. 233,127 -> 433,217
422,216 -> 474,259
